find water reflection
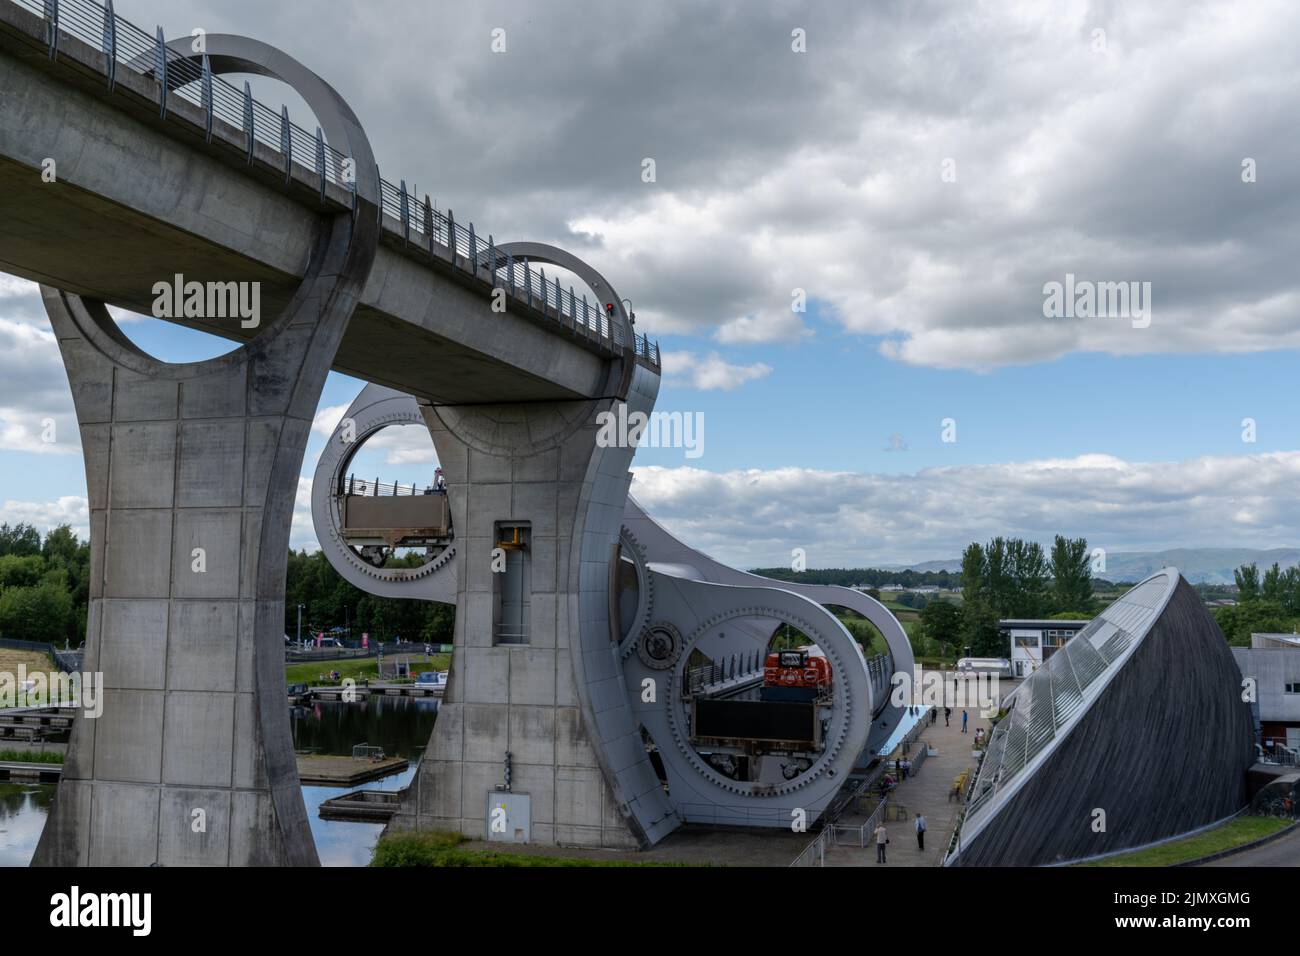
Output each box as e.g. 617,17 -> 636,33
291,696 -> 438,759
0,783 -> 55,868
2,697 -> 437,867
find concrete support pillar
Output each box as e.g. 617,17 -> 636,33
392,363 -> 676,848
26,31 -> 380,867
33,205 -> 377,866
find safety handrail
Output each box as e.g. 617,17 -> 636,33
341,475 -> 444,498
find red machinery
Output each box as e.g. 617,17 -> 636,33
763,649 -> 832,695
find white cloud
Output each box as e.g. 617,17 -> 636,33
660,351 -> 773,391
0,496 -> 89,541
560,0 -> 1300,369
371,426 -> 437,466
0,318 -> 78,455
311,404 -> 436,467
630,450 -> 1300,568
291,476 -> 317,551
311,403 -> 350,438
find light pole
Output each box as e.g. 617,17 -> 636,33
296,604 -> 304,647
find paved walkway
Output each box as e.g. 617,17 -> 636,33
825,697 -> 998,867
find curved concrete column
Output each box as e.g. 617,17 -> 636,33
392,358 -> 675,847
32,39 -> 380,867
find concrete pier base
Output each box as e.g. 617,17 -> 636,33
33,214 -> 369,865
391,363 -> 676,849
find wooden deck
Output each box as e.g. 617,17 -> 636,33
295,754 -> 409,786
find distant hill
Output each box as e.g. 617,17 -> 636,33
883,548 -> 1300,585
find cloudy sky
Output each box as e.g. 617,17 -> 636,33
4,0 -> 1300,568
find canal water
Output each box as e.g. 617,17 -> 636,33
0,697 -> 437,867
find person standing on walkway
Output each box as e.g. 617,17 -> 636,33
915,813 -> 927,851
944,706 -> 951,726
875,823 -> 888,863
961,709 -> 969,733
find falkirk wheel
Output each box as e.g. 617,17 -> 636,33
313,381 -> 914,844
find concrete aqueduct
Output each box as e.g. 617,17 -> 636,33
1,0 -> 912,863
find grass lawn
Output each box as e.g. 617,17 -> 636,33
880,601 -> 920,620
283,653 -> 450,687
370,830 -> 681,867
1,648 -> 76,706
0,749 -> 63,763
0,647 -> 60,676
1079,816 -> 1293,867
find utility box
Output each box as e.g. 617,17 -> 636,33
485,791 -> 531,844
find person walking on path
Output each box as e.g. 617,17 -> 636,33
961,709 -> 969,733
944,706 -> 951,727
915,813 -> 927,851
875,823 -> 889,863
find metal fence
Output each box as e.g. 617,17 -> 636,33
14,0 -> 661,367
343,475 -> 442,498
899,706 -> 933,755
829,796 -> 889,849
0,637 -> 82,674
1260,741 -> 1299,768
685,649 -> 764,695
909,738 -> 930,775
284,647 -> 378,662
791,794 -> 892,866
790,827 -> 830,867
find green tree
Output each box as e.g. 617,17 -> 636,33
1213,601 -> 1293,646
960,542 -> 986,610
1007,538 -> 1049,616
919,600 -> 962,662
0,554 -> 46,589
959,542 -> 1000,655
0,523 -> 41,557
41,525 -> 80,566
1280,566 -> 1300,615
1234,563 -> 1261,602
1049,535 -> 1094,613
1262,563 -> 1285,604
0,584 -> 72,644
